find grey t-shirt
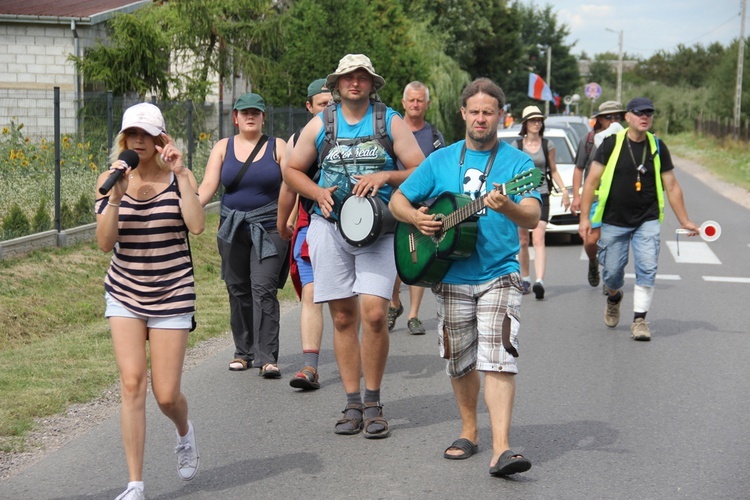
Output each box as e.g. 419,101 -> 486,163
396,122 -> 445,170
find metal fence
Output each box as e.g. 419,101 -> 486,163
0,87 -> 309,243
694,115 -> 750,141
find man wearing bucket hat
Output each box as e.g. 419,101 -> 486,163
278,78 -> 332,391
572,100 -> 626,288
579,97 -> 699,341
284,54 -> 424,438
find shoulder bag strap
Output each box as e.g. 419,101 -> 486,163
225,134 -> 268,194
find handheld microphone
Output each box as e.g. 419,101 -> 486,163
99,150 -> 140,195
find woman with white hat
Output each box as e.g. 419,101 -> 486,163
96,102 -> 205,499
514,105 -> 570,299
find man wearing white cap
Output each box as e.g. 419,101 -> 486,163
284,54 -> 424,439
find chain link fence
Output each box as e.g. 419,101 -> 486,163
0,87 -> 309,244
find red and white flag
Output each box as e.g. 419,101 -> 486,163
528,73 -> 554,102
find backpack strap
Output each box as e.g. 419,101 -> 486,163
541,138 -> 555,193
318,103 -> 338,165
371,101 -> 396,160
429,123 -> 443,150
584,130 -> 595,158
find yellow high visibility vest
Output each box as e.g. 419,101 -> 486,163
592,129 -> 664,224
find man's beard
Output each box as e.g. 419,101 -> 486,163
468,127 -> 495,144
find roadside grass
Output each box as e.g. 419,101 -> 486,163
0,211 -> 297,453
664,132 -> 750,192
0,131 -> 747,454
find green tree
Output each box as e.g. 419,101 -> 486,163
70,7 -> 172,98
503,2 -> 581,113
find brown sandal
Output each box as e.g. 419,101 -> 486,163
259,363 -> 281,379
362,401 -> 390,439
228,358 -> 249,371
334,403 -> 364,435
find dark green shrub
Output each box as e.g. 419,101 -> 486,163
73,193 -> 95,226
32,198 -> 52,233
60,202 -> 76,230
2,203 -> 31,239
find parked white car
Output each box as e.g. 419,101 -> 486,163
497,128 -> 579,234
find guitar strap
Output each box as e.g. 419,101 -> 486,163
458,140 -> 500,193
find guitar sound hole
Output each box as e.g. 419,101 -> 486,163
431,214 -> 446,244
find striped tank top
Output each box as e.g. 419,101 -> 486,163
95,175 -> 195,317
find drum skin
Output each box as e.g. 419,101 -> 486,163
338,194 -> 397,247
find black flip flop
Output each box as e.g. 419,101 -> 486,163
443,438 -> 479,460
489,450 -> 532,476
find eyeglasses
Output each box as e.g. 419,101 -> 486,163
631,110 -> 654,117
602,114 -> 622,121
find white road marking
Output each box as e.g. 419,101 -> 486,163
703,276 -> 750,283
665,241 -> 721,264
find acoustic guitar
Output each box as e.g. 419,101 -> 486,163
394,169 -> 543,286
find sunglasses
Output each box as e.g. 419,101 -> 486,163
602,114 -> 622,121
631,110 -> 654,117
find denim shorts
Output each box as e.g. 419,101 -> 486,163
293,225 -> 315,289
598,219 -> 660,291
104,292 -> 193,330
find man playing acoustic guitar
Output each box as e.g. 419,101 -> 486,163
389,78 -> 541,476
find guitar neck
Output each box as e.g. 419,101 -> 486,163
443,185 -> 503,231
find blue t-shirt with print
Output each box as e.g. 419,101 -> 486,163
313,103 -> 399,219
398,140 -> 541,284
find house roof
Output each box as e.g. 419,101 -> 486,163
0,0 -> 151,24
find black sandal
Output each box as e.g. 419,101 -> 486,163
334,403 -> 364,435
362,401 -> 390,439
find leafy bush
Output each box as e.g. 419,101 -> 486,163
2,203 -> 31,239
32,198 -> 52,233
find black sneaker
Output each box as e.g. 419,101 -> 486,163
588,258 -> 600,287
532,281 -> 545,300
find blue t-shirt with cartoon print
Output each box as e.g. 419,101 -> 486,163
398,140 -> 541,284
313,103 -> 399,219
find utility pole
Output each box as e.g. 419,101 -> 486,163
606,28 -> 623,103
545,46 -> 552,115
734,0 -> 746,139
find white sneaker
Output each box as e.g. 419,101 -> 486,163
175,420 -> 200,481
115,486 -> 144,500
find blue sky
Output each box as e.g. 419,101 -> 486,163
530,1 -> 745,58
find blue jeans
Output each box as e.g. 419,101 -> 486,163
598,219 -> 660,291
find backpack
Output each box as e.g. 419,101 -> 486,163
515,138 -> 555,193
574,130 -> 595,166
318,101 -> 395,165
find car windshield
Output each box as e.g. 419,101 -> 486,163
546,137 -> 573,163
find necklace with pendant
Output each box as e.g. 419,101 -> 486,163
131,174 -> 155,197
625,138 -> 647,192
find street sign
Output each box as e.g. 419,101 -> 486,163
585,82 -> 602,100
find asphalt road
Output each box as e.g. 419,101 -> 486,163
1,159 -> 749,499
